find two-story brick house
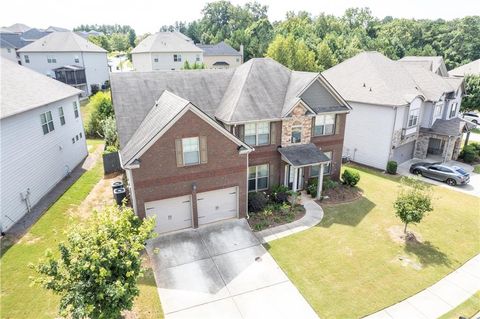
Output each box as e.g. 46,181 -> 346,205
111,58 -> 350,234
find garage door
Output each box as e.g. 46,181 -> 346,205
392,141 -> 416,164
145,195 -> 192,234
197,186 -> 238,226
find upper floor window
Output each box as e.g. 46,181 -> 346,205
407,108 -> 419,127
73,101 -> 79,118
196,54 -> 200,62
291,126 -> 302,144
434,103 -> 442,118
40,111 -> 54,134
74,56 -> 80,63
182,137 -> 200,165
245,122 -> 270,146
449,102 -> 458,118
47,56 -> 57,63
314,114 -> 335,136
154,57 -> 159,62
248,164 -> 269,191
58,107 -> 66,125
24,55 -> 30,63
173,54 -> 182,62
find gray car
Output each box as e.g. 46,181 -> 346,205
409,162 -> 470,186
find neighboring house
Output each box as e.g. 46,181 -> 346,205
45,26 -> 70,32
17,31 -> 109,96
449,59 -> 480,77
323,51 -> 467,170
0,58 -> 88,232
0,38 -> 17,62
0,30 -> 49,63
20,28 -> 51,42
197,41 -> 243,69
111,58 -> 350,234
399,56 -> 449,77
1,23 -> 31,34
131,32 -> 203,71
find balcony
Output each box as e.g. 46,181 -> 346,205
53,65 -> 86,86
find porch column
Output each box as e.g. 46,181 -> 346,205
292,167 -> 298,192
316,164 -> 324,200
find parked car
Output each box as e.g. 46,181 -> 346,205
409,162 -> 470,186
463,112 -> 479,124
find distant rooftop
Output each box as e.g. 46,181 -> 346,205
197,41 -> 241,56
17,31 -> 107,53
131,32 -> 202,54
449,59 -> 480,77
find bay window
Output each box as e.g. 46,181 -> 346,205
248,164 -> 269,191
449,102 -> 458,119
407,108 -> 419,127
244,122 -> 270,146
314,114 -> 335,136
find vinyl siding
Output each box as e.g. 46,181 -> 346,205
132,52 -> 152,71
133,52 -> 203,71
0,95 -> 88,231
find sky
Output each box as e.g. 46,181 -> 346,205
1,0 -> 479,34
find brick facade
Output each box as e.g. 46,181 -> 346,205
131,110 -> 248,219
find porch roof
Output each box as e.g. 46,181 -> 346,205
420,117 -> 469,137
278,143 -> 330,167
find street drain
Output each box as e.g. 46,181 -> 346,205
255,256 -> 262,262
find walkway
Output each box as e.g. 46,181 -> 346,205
255,193 -> 324,243
364,254 -> 480,319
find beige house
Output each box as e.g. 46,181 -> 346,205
197,41 -> 243,69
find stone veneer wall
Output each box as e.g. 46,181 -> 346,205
414,132 -> 461,161
281,103 -> 312,147
389,128 -> 420,160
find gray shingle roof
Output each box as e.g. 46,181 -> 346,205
120,90 -> 190,164
449,59 -> 480,77
323,51 -> 459,106
399,56 -> 448,76
278,143 -> 330,167
1,58 -> 81,119
3,23 -> 31,33
17,31 -> 107,53
197,41 -> 241,56
21,28 -> 50,41
420,117 -> 467,136
111,58 -> 350,148
131,32 -> 202,53
1,32 -> 29,49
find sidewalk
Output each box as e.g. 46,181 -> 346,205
254,193 -> 324,243
364,254 -> 480,319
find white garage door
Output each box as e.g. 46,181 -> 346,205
197,186 -> 238,226
145,195 -> 192,234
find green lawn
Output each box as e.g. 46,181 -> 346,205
1,142 -> 163,318
439,291 -> 480,319
80,98 -> 93,124
267,164 -> 480,319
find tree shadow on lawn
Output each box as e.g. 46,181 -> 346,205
404,240 -> 452,267
317,197 -> 376,228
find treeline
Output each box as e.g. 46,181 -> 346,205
73,24 -> 136,53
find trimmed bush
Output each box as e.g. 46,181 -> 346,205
342,169 -> 360,186
460,145 -> 477,163
386,160 -> 398,174
248,192 -> 268,212
270,184 -> 290,203
323,177 -> 339,190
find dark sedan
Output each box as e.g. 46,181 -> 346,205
409,162 -> 470,186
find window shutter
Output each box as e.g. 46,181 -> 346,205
270,122 -> 276,144
311,117 -> 316,136
237,124 -> 245,141
200,136 -> 208,164
335,114 -> 341,135
175,139 -> 184,167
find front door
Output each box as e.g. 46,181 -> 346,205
285,165 -> 303,190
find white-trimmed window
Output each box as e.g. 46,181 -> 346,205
182,137 -> 200,165
47,56 -> 57,63
314,114 -> 335,136
196,54 -> 200,62
244,122 -> 270,146
74,56 -> 80,63
73,101 -> 79,118
434,103 -> 442,118
40,111 -> 54,134
24,55 -> 30,63
291,126 -> 302,143
449,102 -> 458,118
153,57 -> 159,62
58,107 -> 66,125
248,164 -> 269,191
173,54 -> 182,62
407,109 -> 419,127
311,151 -> 332,176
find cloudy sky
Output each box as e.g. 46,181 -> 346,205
1,0 -> 479,34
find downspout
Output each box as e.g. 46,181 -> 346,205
125,169 -> 138,216
388,107 -> 398,163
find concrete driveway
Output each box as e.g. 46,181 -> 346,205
398,159 -> 480,197
147,219 -> 318,319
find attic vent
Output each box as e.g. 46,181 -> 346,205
363,83 -> 366,87
369,87 -> 372,92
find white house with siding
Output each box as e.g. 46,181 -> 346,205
17,31 -> 109,96
131,32 -> 203,71
323,52 -> 466,170
0,58 -> 88,232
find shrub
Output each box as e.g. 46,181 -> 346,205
270,184 -> 290,203
342,169 -> 360,186
468,142 -> 480,155
306,178 -> 318,195
323,176 -> 339,190
248,192 -> 268,212
460,145 -> 477,163
386,160 -> 398,174
103,145 -> 118,155
100,116 -> 119,147
85,91 -> 114,138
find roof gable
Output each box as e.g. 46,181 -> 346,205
131,32 -> 202,53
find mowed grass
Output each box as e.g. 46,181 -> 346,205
439,291 -> 480,319
1,143 -> 163,318
267,164 -> 480,319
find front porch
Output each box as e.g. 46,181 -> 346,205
278,143 -> 330,199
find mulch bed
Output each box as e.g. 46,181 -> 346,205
248,205 -> 306,232
317,185 -> 363,205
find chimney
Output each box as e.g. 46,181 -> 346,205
239,44 -> 244,63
